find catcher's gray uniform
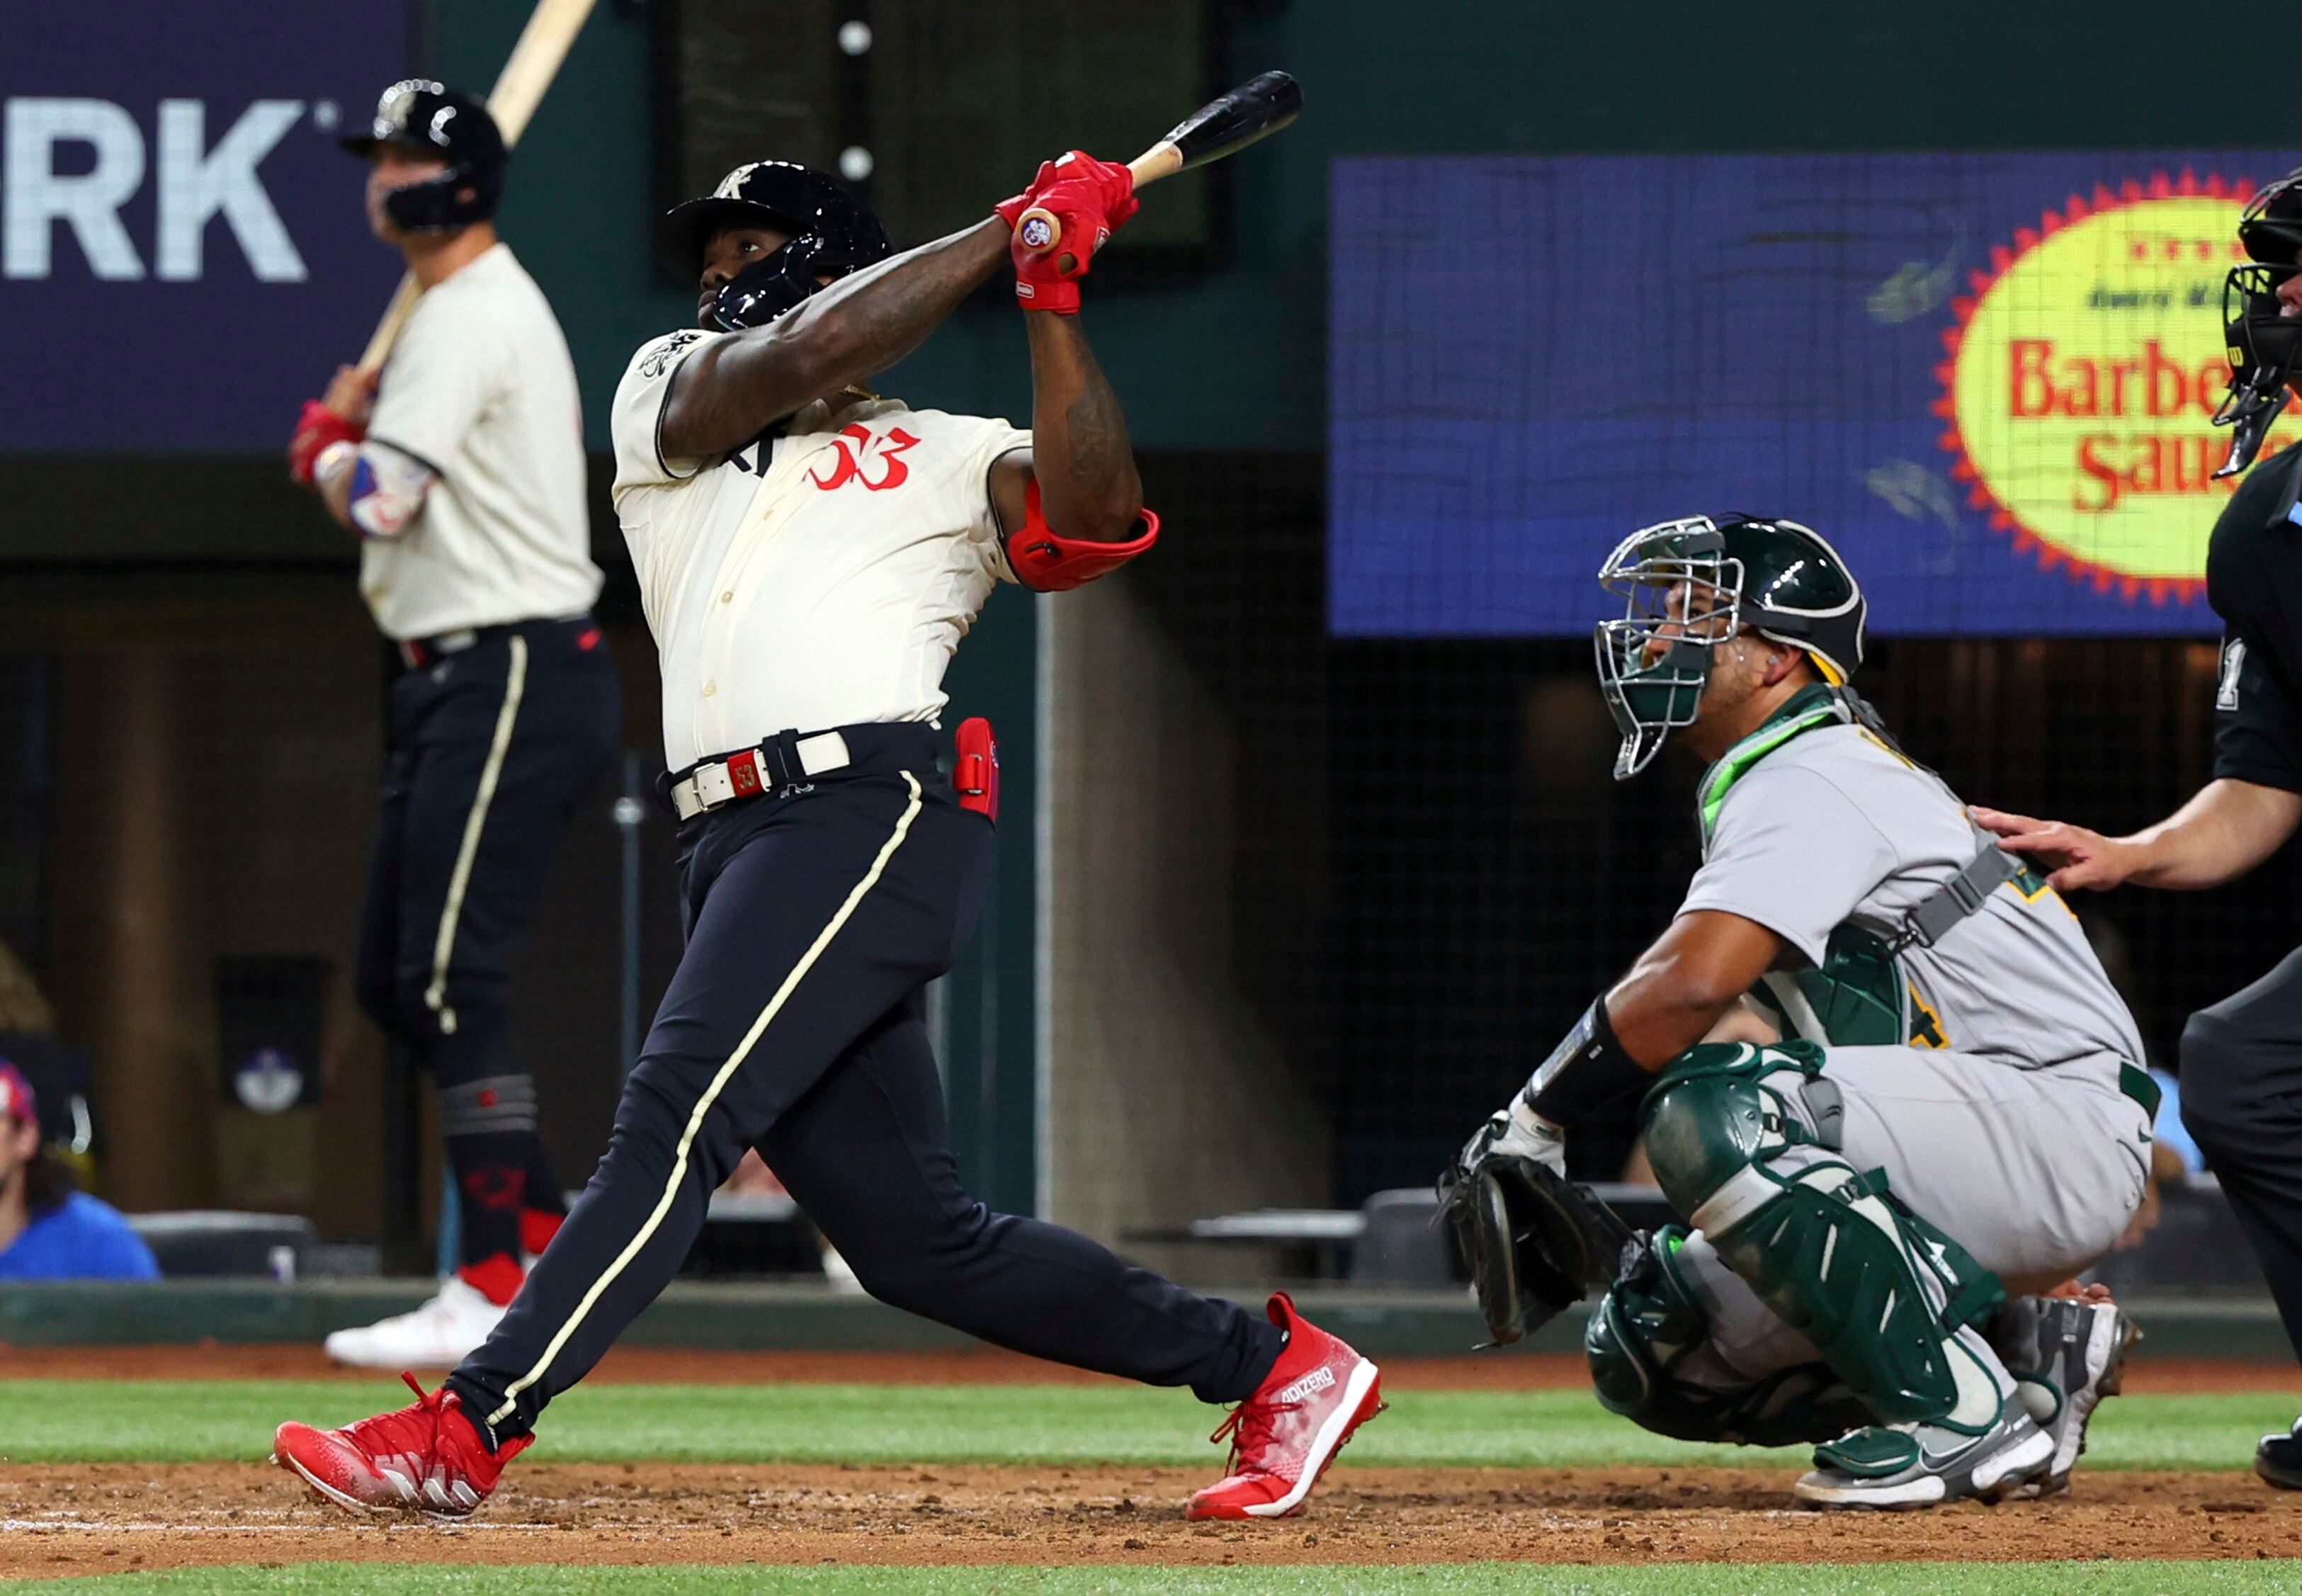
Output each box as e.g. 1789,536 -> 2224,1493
1682,719 -> 2152,1286
1572,698 -> 2158,1488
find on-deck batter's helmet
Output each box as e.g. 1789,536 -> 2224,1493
341,80 -> 506,233
654,162 -> 893,332
1593,515 -> 1867,779
2213,166 -> 2302,478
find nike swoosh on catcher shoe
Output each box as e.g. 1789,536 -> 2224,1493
1186,1293 -> 1383,1521
273,1371 -> 530,1519
1794,1400 -> 2053,1510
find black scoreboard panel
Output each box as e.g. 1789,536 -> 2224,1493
659,0 -> 1215,265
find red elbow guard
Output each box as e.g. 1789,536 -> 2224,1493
1004,477 -> 1159,592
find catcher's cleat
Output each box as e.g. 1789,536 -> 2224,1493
1991,1293 -> 2137,1498
1795,1398 -> 2053,1510
273,1371 -> 530,1518
1185,1294 -> 1383,1520
2256,1420 -> 2302,1490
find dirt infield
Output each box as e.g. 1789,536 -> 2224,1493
4,1461 -> 2301,1574
4,1344 -> 2296,1392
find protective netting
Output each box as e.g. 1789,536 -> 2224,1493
1129,455 -> 2302,1206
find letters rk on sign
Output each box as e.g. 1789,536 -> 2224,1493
0,1 -> 409,452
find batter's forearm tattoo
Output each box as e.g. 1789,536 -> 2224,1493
1031,317 -> 1143,540
1065,374 -> 1122,492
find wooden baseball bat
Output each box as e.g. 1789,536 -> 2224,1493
355,0 -> 600,374
1015,70 -> 1303,266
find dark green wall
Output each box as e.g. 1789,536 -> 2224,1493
438,0 -> 2291,458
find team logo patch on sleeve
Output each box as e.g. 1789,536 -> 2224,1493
2218,637 -> 2247,713
639,330 -> 704,380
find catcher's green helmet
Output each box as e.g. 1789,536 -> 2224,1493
1593,515 -> 1866,779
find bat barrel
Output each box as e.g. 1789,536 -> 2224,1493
1161,70 -> 1302,172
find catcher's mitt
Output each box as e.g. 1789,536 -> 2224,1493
1438,1153 -> 1639,1345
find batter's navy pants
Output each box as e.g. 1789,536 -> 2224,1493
448,723 -> 1282,1442
2181,944 -> 2302,1366
356,616 -> 620,1277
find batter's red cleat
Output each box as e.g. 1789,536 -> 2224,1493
273,1371 -> 530,1518
1186,1293 -> 1383,1520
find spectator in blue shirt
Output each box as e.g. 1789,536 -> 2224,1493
0,1060 -> 156,1281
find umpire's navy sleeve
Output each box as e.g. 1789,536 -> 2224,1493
2213,629 -> 2302,794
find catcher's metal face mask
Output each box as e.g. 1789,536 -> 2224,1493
2213,167 -> 2302,479
1593,519 -> 1741,781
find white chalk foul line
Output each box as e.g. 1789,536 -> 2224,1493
3,1518 -> 563,1533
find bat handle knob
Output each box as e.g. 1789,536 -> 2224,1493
1014,206 -> 1063,254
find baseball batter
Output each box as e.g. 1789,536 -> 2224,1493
287,81 -> 618,1366
274,154 -> 1381,1521
1446,515 -> 2154,1507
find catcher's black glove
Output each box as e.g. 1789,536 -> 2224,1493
1437,1131 -> 1639,1346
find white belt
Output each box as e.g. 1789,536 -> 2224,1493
669,730 -> 853,820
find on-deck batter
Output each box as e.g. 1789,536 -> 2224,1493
287,80 -> 618,1368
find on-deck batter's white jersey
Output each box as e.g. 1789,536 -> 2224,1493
361,242 -> 603,641
608,327 -> 1031,771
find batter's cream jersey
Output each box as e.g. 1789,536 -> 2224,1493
361,243 -> 603,641
609,327 -> 1031,769
1678,720 -> 2146,1075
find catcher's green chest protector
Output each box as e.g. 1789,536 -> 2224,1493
1696,688 -> 2025,1051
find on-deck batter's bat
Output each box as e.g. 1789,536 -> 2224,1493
1015,70 -> 1304,268
355,0 -> 600,375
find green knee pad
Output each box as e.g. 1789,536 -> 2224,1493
1585,1226 -> 1871,1448
1640,1044 -> 2006,1429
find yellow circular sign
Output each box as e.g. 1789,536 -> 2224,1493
1939,177 -> 2291,603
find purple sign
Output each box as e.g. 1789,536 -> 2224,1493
0,1 -> 409,452
1330,152 -> 2302,638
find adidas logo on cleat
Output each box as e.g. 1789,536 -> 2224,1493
1276,1367 -> 1337,1403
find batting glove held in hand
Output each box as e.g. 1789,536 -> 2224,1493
289,400 -> 364,487
997,152 -> 1139,314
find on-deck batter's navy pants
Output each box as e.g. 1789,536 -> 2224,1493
2181,944 -> 2302,1367
356,616 -> 620,1278
448,723 -> 1283,1442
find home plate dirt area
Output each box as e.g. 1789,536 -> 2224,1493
4,1346 -> 2299,1575
8,1461 -> 2302,1574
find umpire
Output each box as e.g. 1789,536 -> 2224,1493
1973,166 -> 2302,1490
288,81 -> 618,1366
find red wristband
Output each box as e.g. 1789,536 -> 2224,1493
289,400 -> 363,486
1015,278 -> 1082,315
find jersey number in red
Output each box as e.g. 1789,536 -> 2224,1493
810,424 -> 919,492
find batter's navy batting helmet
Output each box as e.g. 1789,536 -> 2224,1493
341,80 -> 506,234
655,162 -> 893,332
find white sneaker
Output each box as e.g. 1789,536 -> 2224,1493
323,1276 -> 508,1369
820,1243 -> 867,1296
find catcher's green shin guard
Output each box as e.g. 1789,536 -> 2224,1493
1641,1044 -> 2007,1430
1586,1226 -> 1873,1447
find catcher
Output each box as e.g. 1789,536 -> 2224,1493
1441,515 -> 2154,1507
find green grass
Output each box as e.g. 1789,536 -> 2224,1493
3,1565 -> 2298,1595
0,1379 -> 2291,1471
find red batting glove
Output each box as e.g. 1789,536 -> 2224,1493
994,159 -> 1064,230
288,400 -> 363,487
999,152 -> 1140,314
995,152 -> 1140,231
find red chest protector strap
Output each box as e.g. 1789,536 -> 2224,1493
1004,477 -> 1159,592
